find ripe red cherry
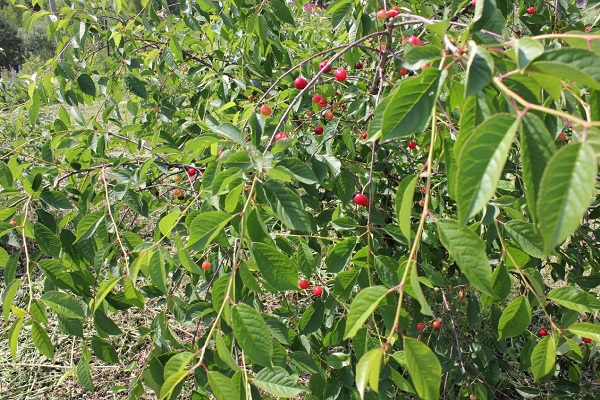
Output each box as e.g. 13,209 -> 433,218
334,67 -> 347,82
172,188 -> 181,196
9,220 -> 17,227
324,110 -> 334,120
312,94 -> 322,103
585,26 -> 592,32
260,104 -> 272,116
515,29 -> 521,35
416,323 -> 425,331
557,133 -> 566,141
390,6 -> 399,11
539,328 -> 548,336
361,132 -> 368,140
313,286 -> 323,296
353,193 -> 369,207
294,76 -> 308,90
299,279 -> 310,289
274,132 -> 289,142
402,35 -> 422,46
376,9 -> 388,20
432,320 -> 442,329
526,6 -> 535,14
314,126 -> 324,135
177,195 -> 185,200
470,0 -> 476,6
318,98 -> 328,108
201,261 -> 211,270
399,67 -> 408,76
319,60 -> 332,73
388,9 -> 398,18
408,141 -> 417,149
187,168 -> 197,177
582,337 -> 592,344
355,61 -> 363,70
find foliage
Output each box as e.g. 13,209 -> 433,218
1,0 -> 600,399
0,16 -> 24,71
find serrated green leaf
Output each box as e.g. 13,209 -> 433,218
456,114 -> 519,222
77,74 -> 96,96
160,352 -> 194,399
91,335 -> 119,364
2,279 -> 21,324
253,366 -> 306,398
77,358 -> 95,391
159,212 -> 181,238
124,75 -> 148,99
404,337 -> 442,400
149,250 -> 168,294
356,348 -> 384,399
32,320 -> 54,359
504,220 -> 544,259
93,277 -> 120,312
41,291 -> 85,320
325,237 -> 356,273
34,223 -> 61,258
437,219 -> 495,298
208,371 -> 240,400
538,143 -> 597,254
514,37 -> 545,72
270,0 -> 295,25
39,190 -> 73,210
75,211 -> 105,243
527,48 -> 600,91
56,62 -> 75,80
498,296 -> 531,339
250,243 -> 299,291
547,287 -> 600,313
187,211 -> 233,251
465,41 -> 494,97
568,322 -> 600,342
231,304 -> 273,367
395,175 -> 418,242
531,336 -> 556,382
260,180 -> 313,232
275,158 -> 318,184
328,0 -> 353,29
344,286 -> 388,339
215,333 -> 240,371
8,318 -> 23,359
380,69 -> 443,141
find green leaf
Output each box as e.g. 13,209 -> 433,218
260,180 -> 313,232
380,69 -> 443,141
159,212 -> 181,238
34,223 -> 61,258
538,143 -> 597,254
547,287 -> 600,313
344,286 -> 388,339
169,36 -> 183,61
93,277 -> 120,312
91,335 -> 119,364
250,243 -> 299,291
77,358 -> 95,391
465,41 -> 494,97
394,175 -> 418,242
77,74 -> 96,96
39,190 -> 73,210
456,114 -> 519,222
160,352 -> 194,399
213,123 -> 246,147
124,75 -> 148,99
187,211 -> 233,251
514,37 -> 545,72
355,348 -> 384,399
409,262 -> 433,316
0,161 -> 13,188
503,220 -> 544,259
8,318 -> 23,359
149,250 -> 168,294
520,113 -> 556,224
75,211 -> 105,242
208,371 -> 241,400
253,366 -> 306,398
527,48 -> 600,91
471,0 -> 506,35
2,279 -> 21,323
328,0 -> 353,29
568,322 -> 600,342
29,92 -> 41,126
437,219 -> 495,298
32,320 -> 54,359
41,291 -> 85,320
56,62 -> 75,80
215,333 -> 240,371
270,0 -> 295,25
274,158 -> 318,184
498,296 -> 532,339
531,336 -> 556,382
231,303 -> 273,367
325,237 -> 356,273
404,337 -> 442,400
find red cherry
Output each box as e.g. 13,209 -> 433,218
408,141 -> 417,149
388,9 -> 398,18
539,328 -> 548,336
201,261 -> 211,270
402,35 -> 422,46
557,133 -> 566,141
470,0 -> 476,6
416,323 -> 425,331
274,132 -> 289,142
432,320 -> 441,329
187,168 -> 197,177
314,126 -> 324,135
355,61 -> 363,70
319,60 -> 332,73
419,199 -> 425,207
390,6 -> 399,12
515,29 -> 521,35
334,67 -> 347,82
294,76 -> 308,90
324,110 -> 334,120
312,286 -> 323,296
312,94 -> 322,103
585,26 -> 592,32
299,279 -> 310,289
399,67 -> 408,76
172,188 -> 181,196
177,195 -> 185,201
9,220 -> 17,227
260,104 -> 272,116
353,193 -> 369,207
583,337 -> 592,344
376,9 -> 388,20
361,132 -> 368,140
318,98 -> 328,108
526,6 -> 535,14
